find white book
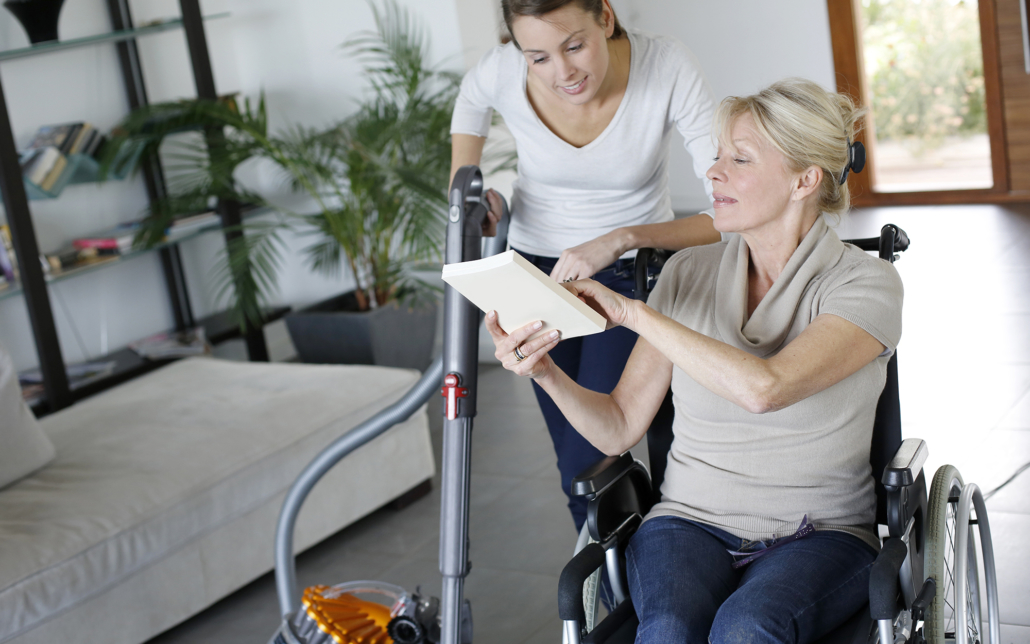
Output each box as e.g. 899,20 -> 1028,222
442,250 -> 606,340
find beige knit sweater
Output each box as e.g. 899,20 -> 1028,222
646,218 -> 903,550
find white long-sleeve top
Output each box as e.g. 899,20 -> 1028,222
451,29 -> 717,258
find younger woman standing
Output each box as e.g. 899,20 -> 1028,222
450,0 -> 719,530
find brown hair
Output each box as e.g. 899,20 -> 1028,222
501,0 -> 625,50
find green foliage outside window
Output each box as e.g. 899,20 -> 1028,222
860,0 -> 987,155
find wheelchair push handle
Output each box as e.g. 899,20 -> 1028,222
844,224 -> 910,260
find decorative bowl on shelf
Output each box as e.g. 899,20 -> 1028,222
3,0 -> 66,45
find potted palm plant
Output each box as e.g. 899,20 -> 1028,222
104,0 -> 459,370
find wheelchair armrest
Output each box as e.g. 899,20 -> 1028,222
882,438 -> 928,488
869,537 -> 908,620
583,599 -> 639,644
572,453 -> 636,498
559,543 -> 606,623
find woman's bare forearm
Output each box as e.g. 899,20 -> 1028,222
610,214 -> 721,255
532,367 -> 636,455
450,134 -> 486,186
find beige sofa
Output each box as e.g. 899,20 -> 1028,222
0,357 -> 434,644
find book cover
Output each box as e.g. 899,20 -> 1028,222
27,123 -> 79,151
24,146 -> 62,186
67,123 -> 94,155
72,222 -> 139,254
0,225 -> 17,281
442,250 -> 606,340
39,153 -> 68,191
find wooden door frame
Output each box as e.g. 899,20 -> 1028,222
826,0 -> 1020,205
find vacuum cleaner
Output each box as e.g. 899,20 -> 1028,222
270,166 -> 506,644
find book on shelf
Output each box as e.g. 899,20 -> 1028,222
72,222 -> 139,254
21,146 -> 62,187
38,153 -> 68,192
18,123 -> 106,193
0,225 -> 18,281
441,249 -> 606,341
26,123 -> 80,153
129,326 -> 211,359
166,211 -> 221,238
40,246 -> 118,274
19,360 -> 117,391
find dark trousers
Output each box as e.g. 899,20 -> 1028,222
515,250 -> 640,532
627,516 -> 877,644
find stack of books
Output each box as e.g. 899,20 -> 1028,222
19,122 -> 106,193
40,212 -> 222,276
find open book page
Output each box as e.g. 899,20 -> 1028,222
442,250 -> 606,340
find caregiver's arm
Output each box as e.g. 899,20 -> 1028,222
451,133 -> 502,236
550,215 -> 721,282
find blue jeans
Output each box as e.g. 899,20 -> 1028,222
515,250 -> 640,531
626,516 -> 877,644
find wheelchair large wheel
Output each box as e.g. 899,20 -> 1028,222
925,465 -> 1001,644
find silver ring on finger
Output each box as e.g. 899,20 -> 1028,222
513,345 -> 528,362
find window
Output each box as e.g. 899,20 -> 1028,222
827,0 -> 1009,204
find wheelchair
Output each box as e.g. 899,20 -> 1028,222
558,226 -> 1002,644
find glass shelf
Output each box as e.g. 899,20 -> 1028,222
0,205 -> 271,302
0,13 -> 230,62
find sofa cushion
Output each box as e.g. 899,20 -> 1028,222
0,357 -> 427,641
0,343 -> 55,490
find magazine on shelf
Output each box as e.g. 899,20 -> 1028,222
129,326 -> 211,359
19,360 -> 117,389
441,250 -> 606,341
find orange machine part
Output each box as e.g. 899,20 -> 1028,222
302,586 -> 394,644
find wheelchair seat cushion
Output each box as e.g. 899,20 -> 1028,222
645,218 -> 903,550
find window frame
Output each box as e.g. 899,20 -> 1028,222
826,0 -> 1013,205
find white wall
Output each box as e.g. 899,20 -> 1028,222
0,0 -> 838,372
0,0 -> 466,371
612,0 -> 837,212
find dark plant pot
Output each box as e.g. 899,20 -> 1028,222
4,0 -> 65,44
285,292 -> 438,371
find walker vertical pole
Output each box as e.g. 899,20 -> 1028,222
439,166 -> 490,644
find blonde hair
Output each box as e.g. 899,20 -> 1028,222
715,78 -> 867,219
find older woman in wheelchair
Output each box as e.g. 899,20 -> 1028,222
485,78 -> 904,643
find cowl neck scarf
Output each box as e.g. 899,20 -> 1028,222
714,217 -> 844,357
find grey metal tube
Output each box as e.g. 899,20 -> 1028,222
274,354 -> 444,616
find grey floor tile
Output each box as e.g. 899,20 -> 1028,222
958,430 -> 1030,515
411,476 -> 578,574
998,387 -> 1030,430
522,616 -> 564,644
996,623 -> 1030,644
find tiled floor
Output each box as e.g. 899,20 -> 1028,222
149,204 -> 1030,644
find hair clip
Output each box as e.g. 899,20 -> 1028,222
839,138 -> 867,185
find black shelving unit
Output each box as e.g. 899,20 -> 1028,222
0,1 -> 272,413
